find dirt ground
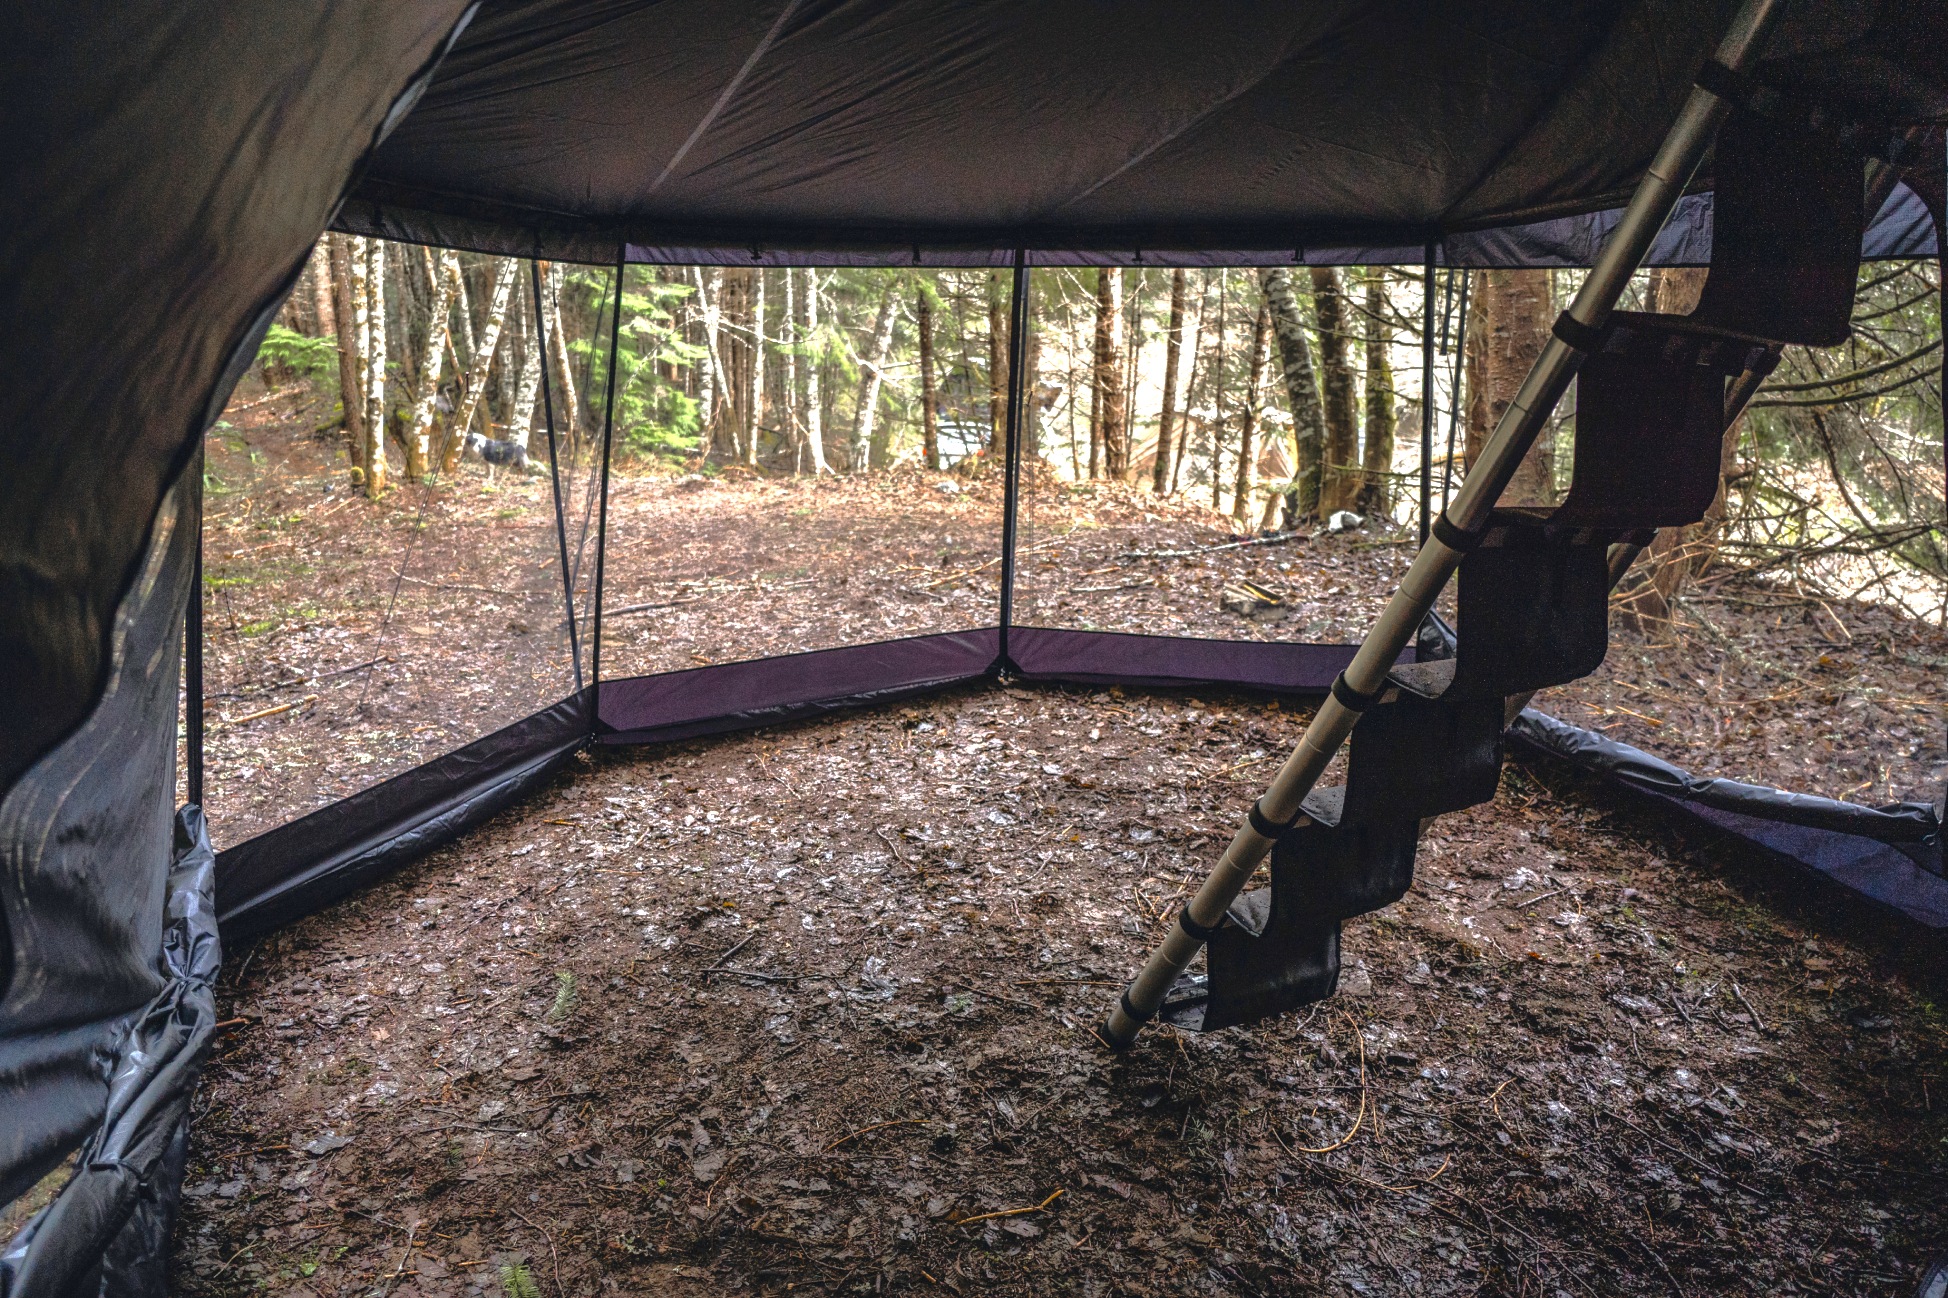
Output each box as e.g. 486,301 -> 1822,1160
197,380 -> 1947,849
172,678 -> 1948,1297
166,378 -> 1948,1297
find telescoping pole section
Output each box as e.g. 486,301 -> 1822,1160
1097,0 -> 1786,1050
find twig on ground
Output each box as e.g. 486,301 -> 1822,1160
825,1119 -> 930,1152
1732,981 -> 1767,1032
952,1188 -> 1065,1228
378,1222 -> 418,1298
1295,1017 -> 1369,1154
509,1207 -> 564,1298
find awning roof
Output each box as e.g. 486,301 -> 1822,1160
337,0 -> 1948,264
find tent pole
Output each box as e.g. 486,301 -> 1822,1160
1442,271 -> 1470,510
590,247 -> 624,727
995,250 -> 1029,674
1097,0 -> 1784,1051
187,447 -> 204,808
532,258 -> 584,696
1419,242 -> 1436,545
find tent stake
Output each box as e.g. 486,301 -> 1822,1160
1096,0 -> 1785,1051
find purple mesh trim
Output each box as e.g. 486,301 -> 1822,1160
1007,626 -> 1399,692
598,629 -> 1001,744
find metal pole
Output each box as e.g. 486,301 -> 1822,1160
1097,0 -> 1783,1051
1442,271 -> 1471,509
532,259 -> 584,696
1420,243 -> 1436,545
590,247 -> 625,725
995,250 -> 1030,673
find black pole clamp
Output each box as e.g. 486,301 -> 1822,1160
1119,988 -> 1158,1025
1551,311 -> 1606,354
1430,511 -> 1485,553
1247,796 -> 1307,840
1177,907 -> 1227,943
1330,671 -> 1383,713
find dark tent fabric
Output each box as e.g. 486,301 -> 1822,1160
4,1 -> 1948,1289
335,0 -> 1947,263
1510,709 -> 1948,928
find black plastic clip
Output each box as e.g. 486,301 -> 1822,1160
1430,512 -> 1484,553
1551,310 -> 1606,354
1247,796 -> 1306,840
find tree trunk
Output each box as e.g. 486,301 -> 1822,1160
917,286 -> 941,470
801,270 -> 830,474
310,240 -> 337,342
1310,267 -> 1358,514
1359,268 -> 1396,515
1095,269 -> 1128,478
1258,267 -> 1326,519
691,266 -> 722,454
1154,269 -> 1185,494
857,288 -> 898,469
747,268 -> 764,466
445,257 -> 519,472
783,269 -> 801,466
986,273 -> 1009,457
542,262 -> 578,443
404,248 -> 458,482
1021,316 -> 1042,461
1170,277 -> 1208,496
507,294 -> 544,457
361,238 -> 388,497
328,235 -> 366,488
1233,300 -> 1271,522
1465,269 -> 1554,506
1212,271 -> 1229,510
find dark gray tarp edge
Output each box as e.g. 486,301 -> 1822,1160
0,806 -> 219,1298
333,180 -> 1941,269
0,467 -> 197,1215
215,694 -> 589,943
1508,707 -> 1939,842
1508,707 -> 1948,928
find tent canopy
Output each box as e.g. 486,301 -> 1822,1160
338,0 -> 1948,263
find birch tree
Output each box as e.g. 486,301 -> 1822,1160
507,296 -> 544,456
404,248 -> 459,481
800,269 -> 830,474
782,269 -> 801,462
1258,268 -> 1327,519
445,257 -> 519,471
854,287 -> 898,469
747,269 -> 764,466
541,262 -> 578,442
364,239 -> 392,496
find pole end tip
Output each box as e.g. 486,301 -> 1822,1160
1092,1016 -> 1139,1053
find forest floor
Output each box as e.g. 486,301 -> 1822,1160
166,380 -> 1948,1297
